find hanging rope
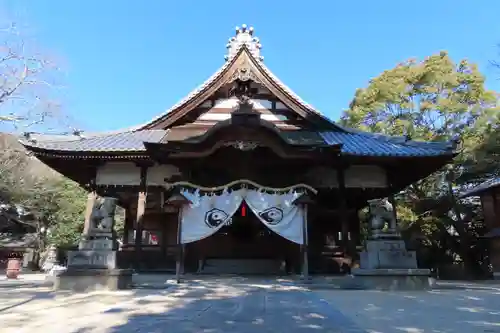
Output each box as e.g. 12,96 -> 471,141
164,179 -> 317,194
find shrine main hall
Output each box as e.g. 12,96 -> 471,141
20,25 -> 456,277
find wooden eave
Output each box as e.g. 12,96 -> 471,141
144,117 -> 342,160
170,115 -> 329,145
27,146 -> 151,160
144,141 -> 340,161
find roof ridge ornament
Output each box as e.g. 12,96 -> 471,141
225,24 -> 263,61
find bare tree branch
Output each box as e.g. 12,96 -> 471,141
0,8 -> 67,133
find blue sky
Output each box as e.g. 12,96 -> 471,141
8,0 -> 500,132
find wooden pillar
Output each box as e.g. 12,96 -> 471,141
134,165 -> 149,270
337,165 -> 349,254
301,204 -> 309,280
122,206 -> 133,245
166,194 -> 190,283
295,194 -> 314,280
176,208 -> 184,283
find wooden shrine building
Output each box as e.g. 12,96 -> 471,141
461,178 -> 500,279
20,25 -> 456,275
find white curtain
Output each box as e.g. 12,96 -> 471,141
180,189 -> 244,244
245,190 -> 305,244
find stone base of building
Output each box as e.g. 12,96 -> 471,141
53,268 -> 133,292
352,268 -> 431,290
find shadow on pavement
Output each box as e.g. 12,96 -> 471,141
2,277 -> 500,332
80,280 -> 366,333
0,291 -> 54,313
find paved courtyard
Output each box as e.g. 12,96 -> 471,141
1,277 -> 500,332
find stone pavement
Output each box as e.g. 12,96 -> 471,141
1,277 -> 500,332
317,284 -> 500,333
0,277 -> 363,333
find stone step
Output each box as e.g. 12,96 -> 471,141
129,273 -> 434,290
200,258 -> 284,275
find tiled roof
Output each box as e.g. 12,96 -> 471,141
281,131 -> 327,146
20,127 -> 455,158
20,130 -> 167,152
251,55 -> 337,127
460,177 -> 500,198
320,131 -> 455,157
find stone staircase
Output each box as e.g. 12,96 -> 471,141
199,258 -> 285,275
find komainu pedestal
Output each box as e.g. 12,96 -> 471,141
54,197 -> 133,292
352,199 -> 431,290
361,239 -> 418,269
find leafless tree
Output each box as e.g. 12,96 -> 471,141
0,8 -> 68,133
0,8 -> 63,202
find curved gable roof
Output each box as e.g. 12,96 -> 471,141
137,44 -> 342,131
136,47 -> 244,130
18,25 -> 457,159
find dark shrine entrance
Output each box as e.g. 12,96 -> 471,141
217,202 -> 277,258
187,202 -> 297,275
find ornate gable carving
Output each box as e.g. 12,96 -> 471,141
229,67 -> 261,84
228,52 -> 261,84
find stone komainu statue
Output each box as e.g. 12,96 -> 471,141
90,197 -> 117,232
367,198 -> 396,234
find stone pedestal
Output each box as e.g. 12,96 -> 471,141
352,268 -> 431,290
67,248 -> 117,268
54,197 -> 133,292
353,199 -> 431,290
54,268 -> 133,292
353,237 -> 431,290
360,239 -> 418,269
57,247 -> 133,292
